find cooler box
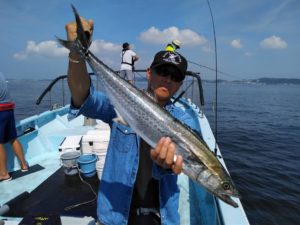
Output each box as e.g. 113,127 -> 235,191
58,135 -> 82,155
81,127 -> 111,180
81,129 -> 110,155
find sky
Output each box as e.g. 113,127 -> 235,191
0,0 -> 299,80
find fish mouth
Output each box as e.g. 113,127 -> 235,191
220,194 -> 239,208
226,189 -> 240,198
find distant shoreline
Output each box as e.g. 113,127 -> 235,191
204,78 -> 300,85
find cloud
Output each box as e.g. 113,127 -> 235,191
260,35 -> 287,49
14,41 -> 68,60
231,39 -> 243,49
89,40 -> 121,68
139,26 -> 207,46
14,39 -> 121,60
90,40 -> 120,54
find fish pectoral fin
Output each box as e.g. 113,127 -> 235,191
113,117 -> 128,126
113,110 -> 129,126
56,37 -> 77,52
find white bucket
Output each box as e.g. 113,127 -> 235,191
60,151 -> 80,175
96,156 -> 106,180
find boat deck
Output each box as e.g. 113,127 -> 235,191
0,108 -> 100,224
0,103 -> 249,225
5,167 -> 99,218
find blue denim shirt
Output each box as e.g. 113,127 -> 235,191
69,86 -> 199,225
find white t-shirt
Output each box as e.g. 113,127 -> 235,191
120,49 -> 137,71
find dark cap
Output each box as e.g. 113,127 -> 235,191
150,51 -> 188,79
122,42 -> 129,49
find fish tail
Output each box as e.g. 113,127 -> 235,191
56,4 -> 89,57
71,4 -> 90,49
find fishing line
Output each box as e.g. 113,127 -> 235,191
205,0 -> 219,155
64,166 -> 97,211
188,60 -> 239,79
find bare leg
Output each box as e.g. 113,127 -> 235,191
10,138 -> 28,170
0,144 -> 10,179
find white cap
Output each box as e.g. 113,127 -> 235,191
172,40 -> 181,48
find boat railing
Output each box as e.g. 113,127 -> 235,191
35,73 -> 95,107
35,70 -> 205,111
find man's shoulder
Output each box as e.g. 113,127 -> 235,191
169,104 -> 199,131
168,104 -> 191,120
127,49 -> 136,56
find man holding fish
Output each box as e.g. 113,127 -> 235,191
61,5 -> 239,225
65,17 -> 196,225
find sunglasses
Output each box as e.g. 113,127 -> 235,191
153,66 -> 184,83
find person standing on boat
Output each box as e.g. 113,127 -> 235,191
120,42 -> 139,84
65,18 -> 199,225
0,73 -> 28,182
165,40 -> 181,53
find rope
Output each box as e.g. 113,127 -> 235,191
64,166 -> 97,211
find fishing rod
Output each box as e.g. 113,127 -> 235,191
205,0 -> 219,156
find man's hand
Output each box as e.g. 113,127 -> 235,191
65,17 -> 93,108
65,17 -> 94,42
150,137 -> 183,174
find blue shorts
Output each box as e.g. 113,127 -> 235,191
0,109 -> 17,144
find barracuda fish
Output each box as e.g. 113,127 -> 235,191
57,5 -> 240,208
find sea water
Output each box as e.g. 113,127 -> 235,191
8,79 -> 300,225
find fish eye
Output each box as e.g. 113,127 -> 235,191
222,182 -> 231,190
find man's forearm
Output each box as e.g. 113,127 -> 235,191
67,52 -> 90,108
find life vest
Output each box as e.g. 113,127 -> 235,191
0,102 -> 15,111
165,44 -> 176,52
121,49 -> 135,68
